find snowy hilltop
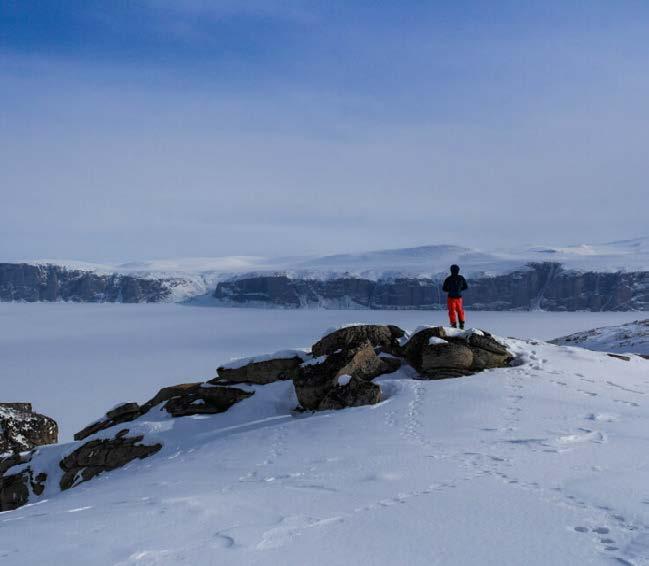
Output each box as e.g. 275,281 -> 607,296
1,323 -> 649,565
553,319 -> 649,356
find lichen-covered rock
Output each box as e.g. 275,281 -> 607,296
419,342 -> 474,378
445,331 -> 513,371
311,325 -> 405,357
59,429 -> 162,491
215,355 -> 305,385
401,327 -> 449,368
401,326 -> 446,369
294,341 -> 392,410
0,403 -> 58,453
318,377 -> 381,411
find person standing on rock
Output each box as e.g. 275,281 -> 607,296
442,264 -> 468,329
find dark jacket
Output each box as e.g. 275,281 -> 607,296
443,274 -> 468,298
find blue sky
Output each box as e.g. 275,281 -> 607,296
2,1 -> 649,261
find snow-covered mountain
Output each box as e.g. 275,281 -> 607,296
2,327 -> 649,565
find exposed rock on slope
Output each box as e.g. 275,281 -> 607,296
1,380 -> 255,510
0,323 -> 512,512
59,430 -> 162,491
75,384 -> 254,440
214,351 -> 309,384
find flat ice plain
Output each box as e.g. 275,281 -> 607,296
0,303 -> 642,441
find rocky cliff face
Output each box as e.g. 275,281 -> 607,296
4,261 -> 649,310
214,263 -> 649,311
0,263 -> 191,303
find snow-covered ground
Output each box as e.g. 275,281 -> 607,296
0,303 -> 642,441
553,319 -> 649,356
2,309 -> 649,565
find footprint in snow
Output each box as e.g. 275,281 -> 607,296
614,399 -> 640,408
585,413 -> 618,422
557,429 -> 606,445
577,389 -> 598,397
212,533 -> 236,549
606,381 -> 645,395
574,526 -> 589,533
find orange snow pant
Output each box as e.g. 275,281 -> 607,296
447,297 -> 465,325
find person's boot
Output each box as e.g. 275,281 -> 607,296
459,320 -> 465,330
451,322 -> 457,329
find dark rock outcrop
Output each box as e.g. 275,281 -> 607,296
59,430 -> 162,490
162,385 -> 253,417
0,452 -> 47,511
74,402 -> 143,441
0,263 -> 191,303
140,383 -> 253,416
318,377 -> 382,411
75,383 -> 254,440
215,355 -> 305,385
0,403 -> 58,453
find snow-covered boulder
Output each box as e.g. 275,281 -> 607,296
311,324 -> 405,357
294,341 -> 393,410
0,403 -> 58,453
401,327 -> 513,378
